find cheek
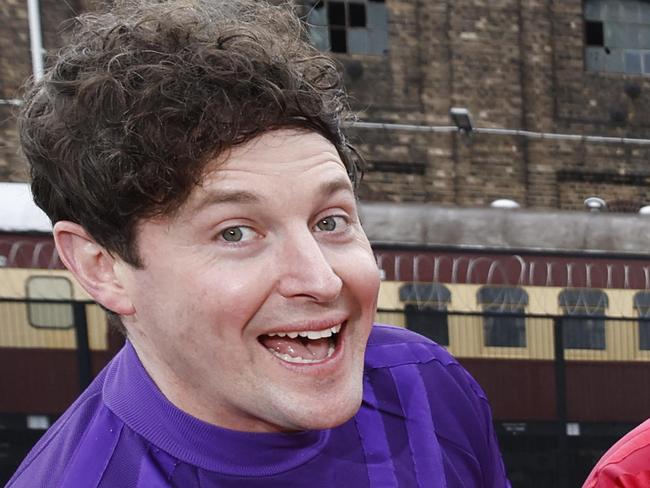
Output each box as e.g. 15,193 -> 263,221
191,267 -> 273,330
339,248 -> 381,308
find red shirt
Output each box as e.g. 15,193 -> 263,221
583,418 -> 650,488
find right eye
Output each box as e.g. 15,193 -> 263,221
219,226 -> 257,243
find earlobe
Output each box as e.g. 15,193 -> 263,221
53,221 -> 135,316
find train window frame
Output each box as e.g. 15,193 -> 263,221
25,275 -> 75,329
559,289 -> 608,350
399,283 -> 451,346
477,286 -> 529,349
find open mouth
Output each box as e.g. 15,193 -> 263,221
258,323 -> 344,364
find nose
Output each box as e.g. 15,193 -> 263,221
275,228 -> 343,302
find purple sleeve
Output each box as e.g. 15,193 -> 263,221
414,345 -> 510,487
367,325 -> 511,487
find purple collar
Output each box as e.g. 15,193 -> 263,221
102,341 -> 330,476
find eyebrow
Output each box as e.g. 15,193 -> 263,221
192,176 -> 354,214
317,177 -> 355,198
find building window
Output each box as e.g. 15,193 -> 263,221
477,287 -> 528,348
306,0 -> 388,55
400,283 -> 450,346
559,289 -> 608,350
585,0 -> 650,75
26,276 -> 74,328
633,291 -> 650,350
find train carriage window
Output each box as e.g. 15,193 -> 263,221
633,291 -> 650,350
559,289 -> 607,350
478,287 -> 528,348
400,283 -> 450,346
26,276 -> 74,328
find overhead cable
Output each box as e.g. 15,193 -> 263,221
346,121 -> 650,146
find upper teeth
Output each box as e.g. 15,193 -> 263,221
266,323 -> 342,339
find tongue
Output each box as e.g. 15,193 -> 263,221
261,336 -> 332,360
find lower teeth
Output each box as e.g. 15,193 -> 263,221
267,343 -> 335,364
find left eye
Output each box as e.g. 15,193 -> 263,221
314,215 -> 347,232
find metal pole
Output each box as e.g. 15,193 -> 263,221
553,316 -> 569,488
73,302 -> 92,391
27,0 -> 44,81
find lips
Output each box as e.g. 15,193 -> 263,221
258,323 -> 344,364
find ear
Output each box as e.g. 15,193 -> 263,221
53,221 -> 135,316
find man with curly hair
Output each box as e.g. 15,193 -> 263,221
8,1 -> 509,486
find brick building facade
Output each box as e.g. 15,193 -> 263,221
0,0 -> 96,181
2,0 -> 650,211
311,0 -> 650,211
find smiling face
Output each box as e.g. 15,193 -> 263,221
117,130 -> 380,432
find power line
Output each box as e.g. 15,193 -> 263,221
346,121 -> 650,146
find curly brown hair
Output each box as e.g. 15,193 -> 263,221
20,0 -> 361,267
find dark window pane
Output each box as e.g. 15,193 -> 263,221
586,20 -> 605,46
349,3 -> 366,27
484,314 -> 526,348
328,1 -> 346,26
562,317 -> 606,350
399,283 -> 451,303
478,287 -> 528,348
559,289 -> 608,310
559,288 -> 607,350
640,319 -> 650,350
625,51 -> 642,73
634,292 -> 650,350
329,28 -> 347,52
478,287 -> 529,307
405,304 -> 449,346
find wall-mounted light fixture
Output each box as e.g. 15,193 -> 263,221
584,197 -> 607,212
491,199 -> 520,209
449,107 -> 473,134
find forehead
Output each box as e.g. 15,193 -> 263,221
212,129 -> 346,174
189,130 -> 353,202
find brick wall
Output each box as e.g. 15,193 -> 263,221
0,0 -> 31,180
342,0 -> 650,211
2,0 -> 650,213
0,0 -> 85,181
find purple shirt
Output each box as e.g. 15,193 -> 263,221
8,325 -> 509,487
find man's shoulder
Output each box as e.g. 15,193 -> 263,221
365,323 -> 459,370
364,324 -> 488,406
7,361 -> 122,488
362,324 -> 510,487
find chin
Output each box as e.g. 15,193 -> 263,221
290,390 -> 363,431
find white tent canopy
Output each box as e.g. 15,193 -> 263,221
0,182 -> 52,233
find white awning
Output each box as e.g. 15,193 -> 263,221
0,182 -> 52,233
